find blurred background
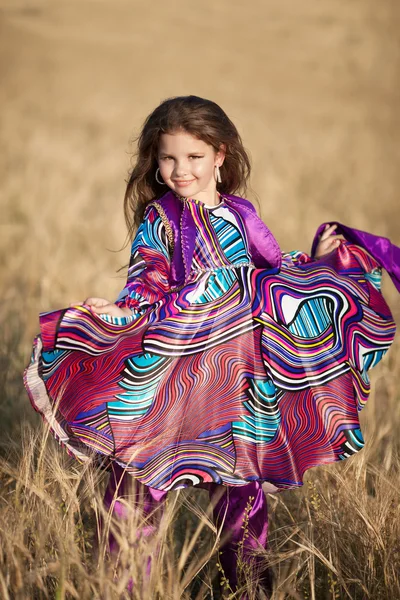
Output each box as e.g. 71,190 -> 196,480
1,3 -> 400,597
1,0 -> 399,440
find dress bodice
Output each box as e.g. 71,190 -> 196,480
184,198 -> 254,273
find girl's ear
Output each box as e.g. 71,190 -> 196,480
216,143 -> 226,166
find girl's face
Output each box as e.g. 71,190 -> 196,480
157,130 -> 225,202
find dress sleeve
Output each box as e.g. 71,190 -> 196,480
115,205 -> 171,315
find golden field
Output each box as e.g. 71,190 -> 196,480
0,1 -> 399,598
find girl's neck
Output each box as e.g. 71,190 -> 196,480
173,190 -> 222,207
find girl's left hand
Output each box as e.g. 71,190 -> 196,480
70,297 -> 132,318
314,224 -> 344,259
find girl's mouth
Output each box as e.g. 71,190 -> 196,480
173,179 -> 195,187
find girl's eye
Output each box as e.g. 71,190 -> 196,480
160,155 -> 203,160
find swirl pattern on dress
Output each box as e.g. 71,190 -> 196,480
24,200 -> 396,490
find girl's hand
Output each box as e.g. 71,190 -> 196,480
70,297 -> 132,318
314,224 -> 344,259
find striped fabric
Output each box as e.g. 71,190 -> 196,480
24,197 -> 396,491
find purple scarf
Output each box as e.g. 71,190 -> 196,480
151,191 -> 400,293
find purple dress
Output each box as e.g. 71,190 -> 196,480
24,195 -> 397,492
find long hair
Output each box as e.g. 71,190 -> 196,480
124,95 -> 252,238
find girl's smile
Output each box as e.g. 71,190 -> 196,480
172,178 -> 196,187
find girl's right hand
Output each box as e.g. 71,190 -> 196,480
314,224 -> 344,258
70,297 -> 132,318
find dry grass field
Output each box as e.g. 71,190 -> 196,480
1,1 -> 399,598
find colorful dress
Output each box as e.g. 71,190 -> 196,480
24,196 -> 396,491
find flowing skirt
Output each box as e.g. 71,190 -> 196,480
24,242 -> 396,491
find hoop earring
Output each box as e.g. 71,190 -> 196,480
215,164 -> 222,184
155,167 -> 166,185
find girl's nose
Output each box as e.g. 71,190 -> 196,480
173,161 -> 189,177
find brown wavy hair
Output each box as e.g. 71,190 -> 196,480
124,95 -> 252,238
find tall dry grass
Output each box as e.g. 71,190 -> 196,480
1,0 -> 400,597
1,383 -> 400,599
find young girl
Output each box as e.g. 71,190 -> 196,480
24,95 -> 399,597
